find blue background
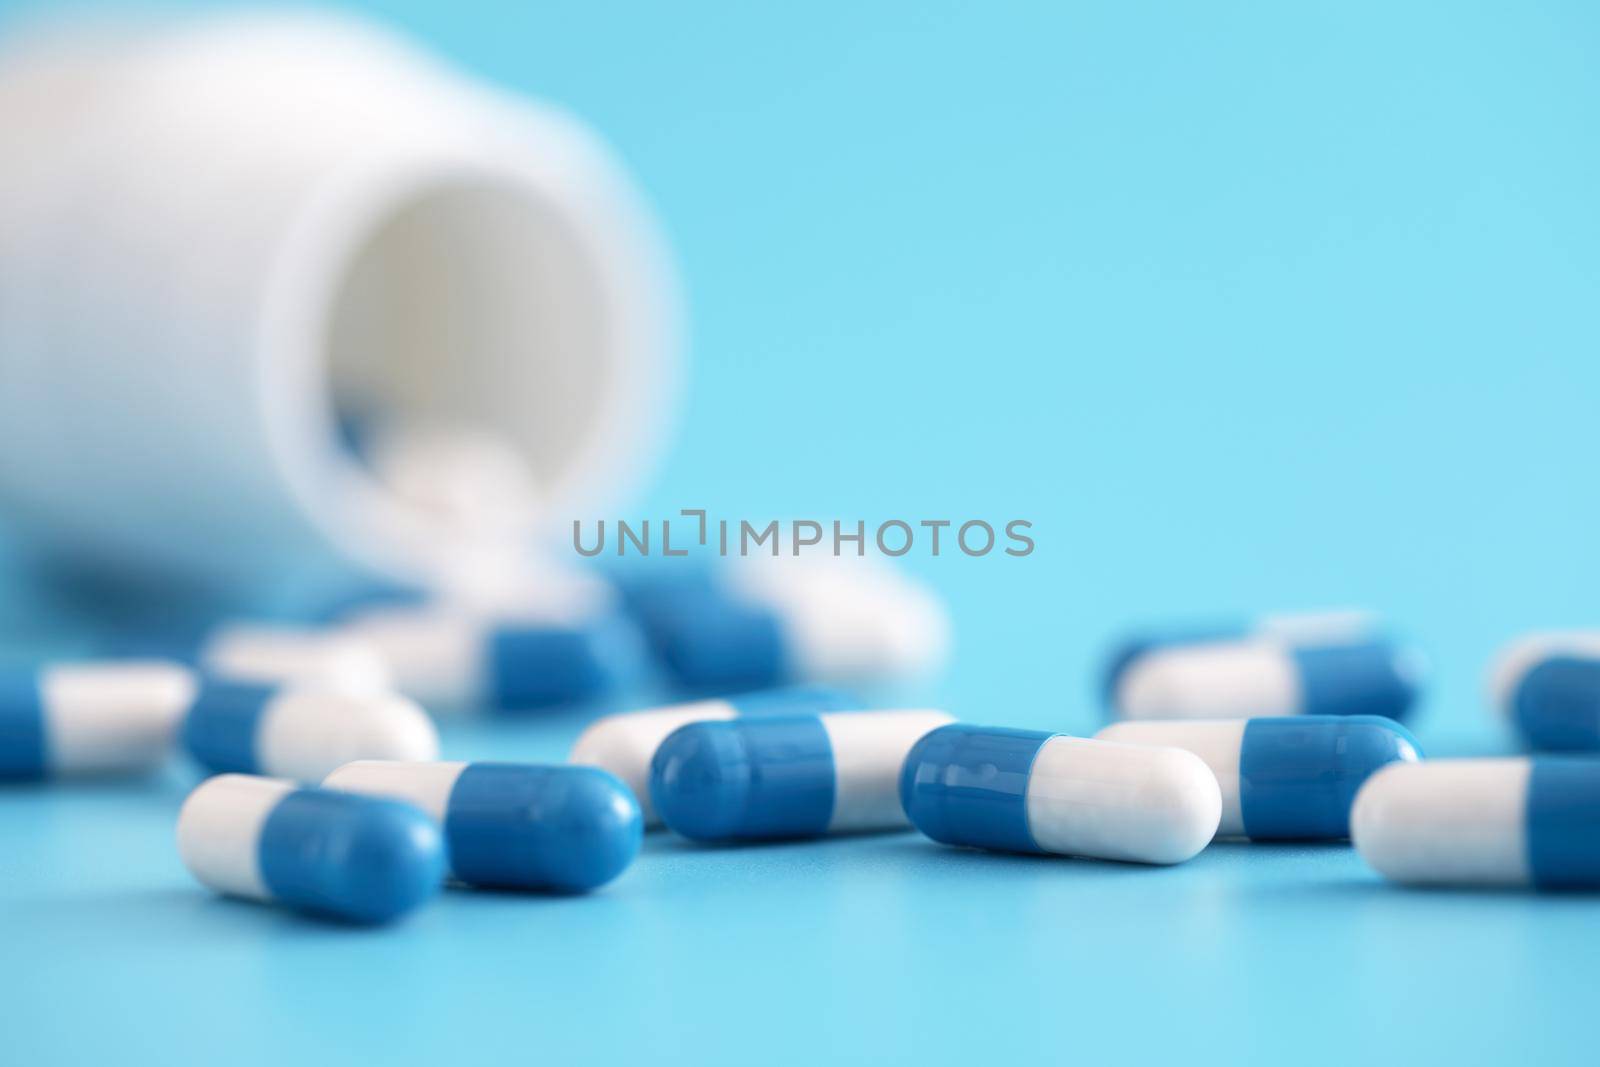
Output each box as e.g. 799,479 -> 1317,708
3,1 -> 1600,1063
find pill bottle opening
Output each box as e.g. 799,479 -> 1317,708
304,169 -> 624,576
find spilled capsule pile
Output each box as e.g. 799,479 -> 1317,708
12,581 -> 1600,930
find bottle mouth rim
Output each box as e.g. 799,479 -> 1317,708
259,139 -> 681,586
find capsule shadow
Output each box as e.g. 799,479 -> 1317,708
880,835 -> 1199,877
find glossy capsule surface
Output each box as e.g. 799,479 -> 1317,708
177,774 -> 445,923
1352,758 -> 1600,889
181,680 -> 438,782
650,710 -> 954,841
325,760 -> 642,892
1106,614 -> 1421,722
1097,715 -> 1421,839
568,686 -> 855,824
0,661 -> 194,779
900,724 -> 1220,864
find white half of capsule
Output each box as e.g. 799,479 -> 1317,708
43,661 -> 196,773
338,607 -> 490,708
822,710 -> 955,831
728,557 -> 950,683
177,774 -> 295,901
1351,760 -> 1531,887
256,690 -> 440,783
323,760 -> 469,823
1485,630 -> 1600,713
1115,639 -> 1301,719
1095,720 -> 1246,836
202,624 -> 392,693
1026,737 -> 1222,864
569,699 -> 741,824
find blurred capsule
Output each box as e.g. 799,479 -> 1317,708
568,686 -> 856,825
1097,716 -> 1421,840
181,680 -> 438,782
1488,632 -> 1600,751
340,604 -> 641,712
1106,613 -> 1422,721
325,760 -> 642,892
622,558 -> 949,693
178,774 -> 444,923
0,660 -> 194,779
1353,757 -> 1600,890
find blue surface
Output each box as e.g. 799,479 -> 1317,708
3,0 -> 1600,1063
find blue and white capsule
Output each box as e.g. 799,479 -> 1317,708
0,661 -> 195,779
177,774 -> 445,923
1352,758 -> 1600,890
340,604 -> 640,712
622,559 -> 949,694
324,760 -> 642,892
650,710 -> 955,841
901,725 -> 1221,864
1097,716 -> 1422,840
569,686 -> 857,825
182,681 -> 438,783
1488,632 -> 1600,751
105,623 -> 392,693
1106,612 -> 1422,721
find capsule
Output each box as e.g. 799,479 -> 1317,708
568,686 -> 856,825
621,559 -> 949,693
325,761 -> 642,892
1488,632 -> 1600,751
181,680 -> 438,782
177,774 -> 445,923
1352,758 -> 1600,889
0,661 -> 195,779
650,710 -> 955,841
108,623 -> 392,692
900,725 -> 1220,864
340,605 -> 640,712
1106,614 -> 1422,721
1096,716 -> 1421,840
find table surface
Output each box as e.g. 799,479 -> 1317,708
4,1 -> 1600,1064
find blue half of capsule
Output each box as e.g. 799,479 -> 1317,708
1527,758 -> 1600,889
1512,656 -> 1600,752
648,598 -> 790,694
258,789 -> 446,924
182,681 -> 275,774
1290,642 -> 1419,720
485,615 -> 645,709
898,725 -> 1049,854
650,717 -> 833,840
1239,715 -> 1423,839
446,764 -> 643,892
0,666 -> 46,779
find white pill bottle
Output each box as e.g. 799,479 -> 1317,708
0,12 -> 679,598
